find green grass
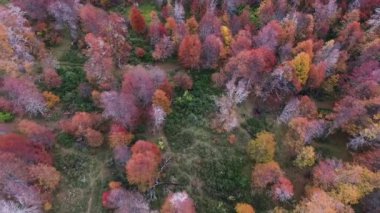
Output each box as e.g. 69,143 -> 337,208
51,49 -> 97,112
158,70 -> 275,212
52,143 -> 112,213
0,0 -> 9,5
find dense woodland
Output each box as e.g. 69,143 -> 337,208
0,0 -> 379,212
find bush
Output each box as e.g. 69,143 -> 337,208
242,118 -> 268,137
57,133 -> 75,148
0,112 -> 14,123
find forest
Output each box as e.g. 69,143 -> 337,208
0,0 -> 379,212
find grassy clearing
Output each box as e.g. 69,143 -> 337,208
52,137 -> 113,213
156,70 -> 276,212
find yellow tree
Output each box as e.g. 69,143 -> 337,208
247,131 -> 276,163
291,52 -> 311,85
293,146 -> 316,168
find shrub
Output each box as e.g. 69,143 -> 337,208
0,112 -> 14,122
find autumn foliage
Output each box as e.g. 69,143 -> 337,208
126,140 -> 161,191
130,6 -> 146,34
161,191 -> 196,213
178,35 -> 202,69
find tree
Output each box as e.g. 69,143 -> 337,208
149,11 -> 166,45
337,21 -> 364,52
254,20 -> 284,51
101,66 -> 172,130
235,203 -> 255,213
102,186 -> 150,212
294,187 -> 354,213
152,89 -> 171,114
258,0 -> 288,25
178,35 -> 202,69
313,0 -> 339,38
80,4 -> 131,66
212,96 -> 240,132
215,48 -> 276,88
84,128 -> 104,147
42,91 -> 60,109
17,119 -> 55,148
0,134 -> 52,165
353,149 -> 380,171
161,191 -> 196,213
288,117 -> 326,144
308,62 -> 327,88
0,200 -> 41,213
361,189 -> 380,213
83,33 -> 114,89
173,0 -> 185,22
328,96 -> 367,134
29,164 -> 61,190
221,25 -> 232,47
60,112 -> 102,137
252,161 -> 283,189
278,96 -> 318,124
199,9 -> 221,40
201,34 -> 223,69
312,159 -> 344,189
173,72 -> 193,90
231,29 -> 252,56
186,16 -> 199,34
152,36 -> 175,61
101,91 -> 140,130
291,52 -> 311,86
247,131 -> 276,163
126,140 -> 161,191
1,77 -> 47,116
43,68 -> 62,89
108,124 -> 133,148
271,176 -> 294,202
130,6 -> 146,34
293,146 -> 316,168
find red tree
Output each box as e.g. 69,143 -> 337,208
178,35 -> 202,69
231,29 -> 252,56
0,134 -> 52,165
337,21 -> 364,52
60,112 -> 102,136
130,6 -> 146,34
17,120 -> 55,148
126,140 -> 161,191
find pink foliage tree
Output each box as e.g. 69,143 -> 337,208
83,33 -> 115,89
1,77 -> 46,116
201,34 -> 223,69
